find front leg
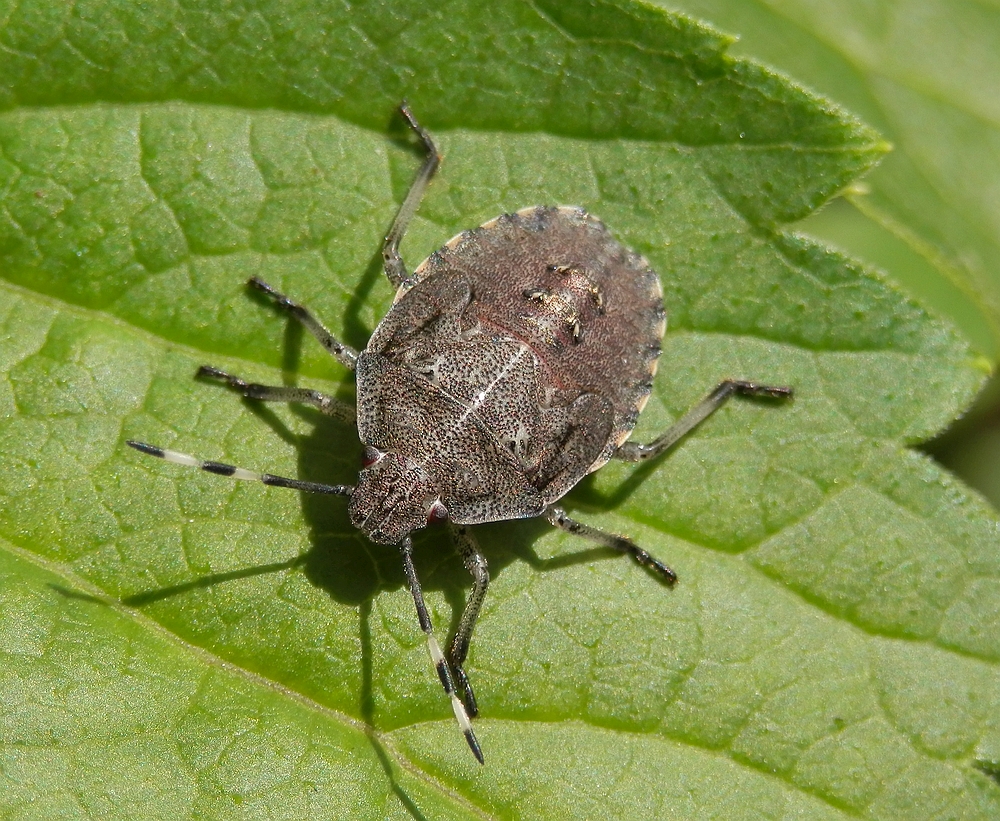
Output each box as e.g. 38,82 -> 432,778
248,276 -> 359,370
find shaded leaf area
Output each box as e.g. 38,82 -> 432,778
0,1 -> 998,819
0,0 -> 877,158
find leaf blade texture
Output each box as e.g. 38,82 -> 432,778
0,1 -> 997,819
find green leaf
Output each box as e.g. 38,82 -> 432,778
665,0 -> 1000,358
658,0 -> 1000,542
0,1 -> 997,819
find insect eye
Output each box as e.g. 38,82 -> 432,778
362,446 -> 384,468
427,501 -> 448,522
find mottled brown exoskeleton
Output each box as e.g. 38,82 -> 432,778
128,104 -> 791,763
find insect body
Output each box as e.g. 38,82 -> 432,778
352,204 -> 665,545
128,105 -> 791,763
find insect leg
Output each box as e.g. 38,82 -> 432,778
614,380 -> 792,462
196,365 -> 356,424
544,506 -> 677,586
383,102 -> 441,290
447,524 -> 490,717
247,276 -> 359,370
126,440 -> 354,496
400,535 -> 484,764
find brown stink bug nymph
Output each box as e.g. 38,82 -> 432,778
128,104 -> 792,763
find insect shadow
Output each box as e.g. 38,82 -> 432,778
121,371 -> 615,629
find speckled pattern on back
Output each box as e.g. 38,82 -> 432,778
354,206 -> 665,530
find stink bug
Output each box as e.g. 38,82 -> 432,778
128,104 -> 792,763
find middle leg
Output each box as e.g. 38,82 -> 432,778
247,276 -> 360,370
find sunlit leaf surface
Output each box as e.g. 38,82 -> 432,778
1,2 -> 997,819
